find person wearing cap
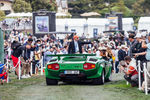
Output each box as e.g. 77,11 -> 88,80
99,47 -> 108,60
133,33 -> 147,84
114,46 -> 121,73
21,38 -> 35,78
120,56 -> 138,87
68,35 -> 91,54
128,34 -> 137,58
134,33 -> 150,88
134,33 -> 147,62
118,45 -> 127,62
87,48 -> 92,54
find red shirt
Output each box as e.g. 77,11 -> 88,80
128,66 -> 138,76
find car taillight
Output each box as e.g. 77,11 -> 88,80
47,63 -> 59,70
83,63 -> 95,70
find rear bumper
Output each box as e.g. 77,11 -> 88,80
59,72 -> 87,81
45,67 -> 103,80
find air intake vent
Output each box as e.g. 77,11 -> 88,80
89,58 -> 97,62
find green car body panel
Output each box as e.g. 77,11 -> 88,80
45,54 -> 112,82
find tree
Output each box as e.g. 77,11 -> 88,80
0,10 -> 5,21
13,0 -> 32,12
110,0 -> 132,16
124,0 -> 137,9
132,0 -> 145,16
68,0 -> 105,16
31,0 -> 56,12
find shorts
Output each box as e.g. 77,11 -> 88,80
11,55 -> 21,68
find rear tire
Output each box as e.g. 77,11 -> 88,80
46,77 -> 58,85
93,70 -> 105,85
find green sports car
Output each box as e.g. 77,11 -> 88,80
45,54 -> 112,85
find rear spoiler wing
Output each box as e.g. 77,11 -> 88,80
47,54 -> 96,60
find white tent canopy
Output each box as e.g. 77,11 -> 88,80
6,12 -> 32,17
87,18 -> 109,26
122,18 -> 134,31
122,18 -> 134,24
7,12 -> 71,17
66,18 -> 86,26
138,17 -> 150,32
56,13 -> 68,17
80,12 -> 101,17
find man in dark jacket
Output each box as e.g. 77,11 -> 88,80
128,34 -> 137,58
68,35 -> 91,54
118,45 -> 127,62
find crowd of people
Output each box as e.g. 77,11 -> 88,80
1,18 -> 32,30
0,29 -> 150,92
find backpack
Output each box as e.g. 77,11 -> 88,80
11,41 -> 21,51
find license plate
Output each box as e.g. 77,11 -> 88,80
64,70 -> 80,74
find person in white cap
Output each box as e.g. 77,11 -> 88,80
118,45 -> 127,62
135,33 -> 150,88
99,47 -> 108,60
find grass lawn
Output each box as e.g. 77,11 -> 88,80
0,73 -> 150,100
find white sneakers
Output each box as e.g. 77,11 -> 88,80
26,74 -> 31,78
21,74 -> 31,79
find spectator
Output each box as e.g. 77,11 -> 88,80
11,41 -> 30,78
118,45 -> 127,62
120,56 -> 138,87
114,46 -> 120,73
34,41 -> 42,75
128,34 -> 137,58
68,35 -> 91,54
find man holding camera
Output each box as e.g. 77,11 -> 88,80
120,56 -> 138,87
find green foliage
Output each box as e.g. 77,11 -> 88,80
111,0 -> 133,17
12,0 -> 56,12
31,0 -> 56,12
124,0 -> 137,9
13,0 -> 32,13
132,0 -> 145,16
0,10 -> 5,21
68,0 -> 150,17
68,0 -> 106,16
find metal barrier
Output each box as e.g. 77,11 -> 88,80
34,56 -> 44,75
138,61 -> 143,90
4,55 -> 45,84
137,61 -> 150,95
6,59 -> 9,83
18,57 -> 22,80
143,62 -> 150,95
40,56 -> 44,75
